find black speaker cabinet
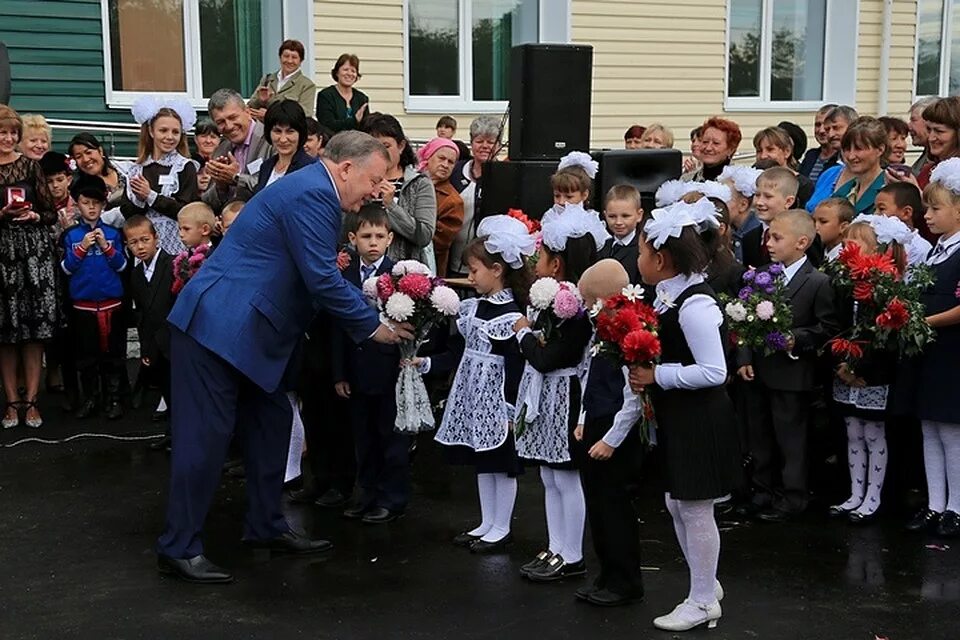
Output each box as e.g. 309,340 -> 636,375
509,44 -> 593,161
476,160 -> 558,222
595,149 -> 683,212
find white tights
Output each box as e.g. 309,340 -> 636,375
468,473 -> 517,542
921,421 -> 960,514
836,417 -> 888,516
540,467 -> 586,563
664,493 -> 721,605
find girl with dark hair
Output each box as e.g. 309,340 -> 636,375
253,100 -> 314,194
701,197 -> 745,298
363,113 -> 437,266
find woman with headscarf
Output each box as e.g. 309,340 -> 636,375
418,137 -> 464,277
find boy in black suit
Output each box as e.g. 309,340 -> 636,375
736,210 -> 838,521
124,215 -> 175,449
331,207 -> 409,524
742,167 -> 823,269
597,184 -> 642,284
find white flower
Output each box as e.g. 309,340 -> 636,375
385,292 -> 416,322
361,276 -> 379,300
621,284 -> 645,301
755,300 -> 775,320
430,285 -> 460,316
725,301 -> 748,322
589,299 -> 604,318
391,260 -> 432,277
747,314 -> 755,322
529,277 -> 561,310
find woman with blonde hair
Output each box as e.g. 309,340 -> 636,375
19,114 -> 51,161
640,123 -> 675,149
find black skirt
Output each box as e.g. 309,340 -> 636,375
443,431 -> 524,476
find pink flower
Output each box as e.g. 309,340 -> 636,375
376,273 -> 395,301
397,273 -> 432,299
553,288 -> 582,319
430,285 -> 460,315
755,300 -> 775,321
188,253 -> 205,265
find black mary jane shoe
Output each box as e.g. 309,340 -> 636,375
527,556 -> 587,583
905,508 -> 942,533
848,510 -> 880,525
452,531 -> 481,547
519,550 -> 553,577
469,533 -> 513,554
935,510 -> 960,538
828,504 -> 854,518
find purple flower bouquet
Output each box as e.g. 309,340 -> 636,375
719,265 -> 794,355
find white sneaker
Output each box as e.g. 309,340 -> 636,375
653,599 -> 722,632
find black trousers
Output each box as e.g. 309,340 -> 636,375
745,383 -> 810,512
350,391 -> 410,511
300,377 -> 355,496
71,307 -> 126,400
581,416 -> 644,598
142,352 -> 172,434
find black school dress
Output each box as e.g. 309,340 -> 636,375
916,248 -> 960,424
648,282 -> 741,500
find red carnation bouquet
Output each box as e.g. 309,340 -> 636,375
171,244 -> 211,294
824,242 -> 935,372
508,208 -> 543,268
591,286 -> 661,444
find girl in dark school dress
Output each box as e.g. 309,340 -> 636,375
628,199 -> 741,632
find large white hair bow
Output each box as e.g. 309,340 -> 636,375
643,201 -> 699,249
852,214 -> 914,246
930,157 -> 960,195
689,180 -> 733,204
684,197 -> 723,232
557,151 -> 599,179
655,179 -> 690,207
477,215 -> 539,269
541,203 -> 610,252
718,165 -> 763,198
131,95 -> 198,131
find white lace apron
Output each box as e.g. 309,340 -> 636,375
126,151 -> 197,255
515,363 -> 580,463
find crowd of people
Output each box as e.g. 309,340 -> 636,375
2,38 -> 960,633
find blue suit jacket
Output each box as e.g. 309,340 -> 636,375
168,161 -> 380,392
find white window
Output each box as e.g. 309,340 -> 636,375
404,0 -> 570,113
101,0 -> 313,109
725,0 -> 857,111
915,0 -> 960,97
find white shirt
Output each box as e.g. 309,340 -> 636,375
266,167 -> 285,187
927,230 -> 960,265
136,251 -> 160,283
276,69 -> 296,91
825,244 -> 842,263
906,230 -> 933,269
613,229 -> 637,247
359,255 -> 385,281
781,255 -> 808,286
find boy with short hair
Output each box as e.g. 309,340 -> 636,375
220,200 -> 244,236
62,174 -> 128,420
741,167 -> 798,269
812,197 -> 855,262
303,118 -> 330,159
598,184 -> 642,284
177,202 -> 217,250
330,208 -> 408,524
875,183 -> 932,267
736,210 -> 838,521
39,151 -> 75,235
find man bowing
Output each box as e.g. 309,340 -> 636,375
157,131 -> 412,584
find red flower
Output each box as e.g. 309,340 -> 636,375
876,297 -> 910,329
838,242 -> 863,268
604,294 -> 628,310
376,273 -> 395,301
630,300 -> 659,328
397,273 -> 432,299
852,280 -> 874,302
507,208 -> 541,234
621,329 -> 661,364
830,338 -> 864,360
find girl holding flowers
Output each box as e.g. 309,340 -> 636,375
627,199 -> 741,632
512,206 -> 607,583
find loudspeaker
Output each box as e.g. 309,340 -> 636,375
476,160 -> 557,222
595,149 -> 684,212
509,44 -> 593,161
0,43 -> 10,105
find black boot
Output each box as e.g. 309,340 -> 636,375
75,397 -> 98,419
104,374 -> 123,420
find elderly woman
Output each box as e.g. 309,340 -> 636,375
826,117 -> 888,214
0,105 -> 60,429
19,115 -> 51,161
363,113 -> 436,263
253,101 -> 314,194
315,53 -> 369,133
639,123 -> 674,149
889,97 -> 960,193
448,116 -> 502,276
247,39 -> 317,121
418,137 -> 464,277
623,125 -> 646,149
879,116 -> 909,166
753,126 -> 814,209
68,133 -> 128,225
682,117 -> 741,182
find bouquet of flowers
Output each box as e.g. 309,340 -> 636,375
591,285 -> 661,445
823,242 -> 935,372
507,208 -> 542,268
719,265 -> 794,354
362,259 -> 461,434
171,244 -> 211,294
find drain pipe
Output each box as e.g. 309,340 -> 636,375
878,0 -> 894,115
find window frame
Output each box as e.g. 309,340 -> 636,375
724,0 -> 859,112
402,0 -> 571,114
100,0 -> 314,111
913,0 -> 956,98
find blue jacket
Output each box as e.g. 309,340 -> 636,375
805,164 -> 844,213
168,160 -> 380,393
61,220 -> 127,302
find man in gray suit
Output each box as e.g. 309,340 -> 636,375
202,88 -> 274,212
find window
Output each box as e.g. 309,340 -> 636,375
404,0 -> 569,112
101,0 -> 313,108
915,0 -> 960,96
725,0 -> 856,111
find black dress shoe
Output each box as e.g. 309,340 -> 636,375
734,502 -> 761,519
575,584 -> 600,601
848,510 -> 879,525
149,435 -> 172,451
585,588 -> 641,607
828,504 -> 854,518
519,550 -> 553,577
74,398 -> 97,420
153,409 -> 170,422
157,554 -> 234,584
935,510 -> 960,537
343,503 -> 371,520
287,486 -> 317,504
315,488 -> 348,509
362,507 -> 403,524
527,556 -> 587,583
452,531 -> 480,547
105,400 -> 123,420
469,533 -> 513,554
245,530 -> 333,555
757,508 -> 795,523
906,508 -> 941,532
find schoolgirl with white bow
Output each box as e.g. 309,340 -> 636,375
627,199 -> 741,632
418,215 -> 536,553
717,165 -> 764,264
512,206 -> 607,583
552,151 -> 599,209
906,158 -> 960,538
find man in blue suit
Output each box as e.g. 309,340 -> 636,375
156,131 -> 412,584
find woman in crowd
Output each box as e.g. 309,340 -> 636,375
418,137 -> 464,276
639,123 -> 674,149
363,113 -> 436,264
624,125 -> 646,149
247,39 -> 317,121
68,133 -> 128,220
879,116 -> 909,166
253,101 -> 314,194
753,126 -> 814,209
119,97 -> 200,254
0,105 -> 60,429
316,53 -> 369,133
910,97 -> 960,190
448,116 -> 502,277
191,117 -> 220,192
683,117 -> 741,182
826,117 -> 888,215
19,115 -> 51,161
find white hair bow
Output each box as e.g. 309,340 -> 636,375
930,157 -> 960,195
477,215 -> 539,269
131,95 -> 198,131
557,151 -> 599,179
655,179 -> 690,207
685,197 -> 723,232
541,203 -> 610,252
852,214 -> 914,246
643,201 -> 699,249
718,165 -> 764,198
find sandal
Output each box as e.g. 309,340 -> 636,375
23,400 -> 42,429
2,402 -> 21,429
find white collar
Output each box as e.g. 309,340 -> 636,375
781,255 -> 808,284
654,272 -> 705,312
825,244 -> 842,262
135,251 -> 160,270
935,230 -> 960,252
484,288 -> 515,304
277,68 -> 299,83
614,229 -> 637,247
359,255 -> 385,274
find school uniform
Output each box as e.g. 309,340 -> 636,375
916,235 -> 960,424
741,222 -> 825,271
737,258 -> 839,515
128,249 -> 175,416
597,231 -> 640,284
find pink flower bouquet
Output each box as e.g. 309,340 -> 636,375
171,244 -> 211,294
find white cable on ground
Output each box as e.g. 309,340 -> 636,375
1,431 -> 164,448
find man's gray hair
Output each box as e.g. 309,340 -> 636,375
911,96 -> 939,115
207,88 -> 246,114
824,105 -> 858,124
469,116 -> 501,141
323,130 -> 390,164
